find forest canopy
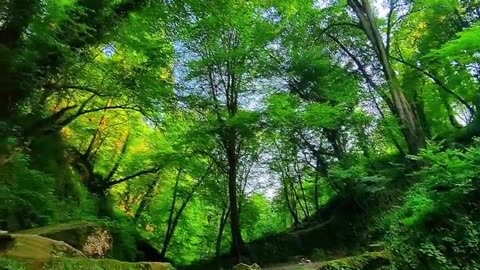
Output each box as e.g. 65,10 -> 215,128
1,0 -> 480,269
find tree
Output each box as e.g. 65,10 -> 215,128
326,0 -> 426,154
171,0 -> 275,261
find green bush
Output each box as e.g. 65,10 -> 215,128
0,121 -> 98,231
53,179 -> 98,223
106,213 -> 139,262
384,142 -> 480,270
0,141 -> 57,231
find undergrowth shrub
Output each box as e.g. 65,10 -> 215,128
0,136 -> 57,231
385,141 -> 480,270
54,178 -> 98,223
0,123 -> 98,230
0,258 -> 28,270
106,212 -> 139,261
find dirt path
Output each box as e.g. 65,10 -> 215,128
261,251 -> 390,270
263,262 -> 324,270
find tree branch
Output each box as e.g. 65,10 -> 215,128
58,104 -> 140,128
61,85 -> 112,97
327,33 -> 397,114
107,167 -> 161,187
390,56 -> 475,115
316,22 -> 363,41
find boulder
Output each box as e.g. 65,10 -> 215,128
45,258 -> 175,270
0,234 -> 85,260
0,233 -> 174,270
16,221 -> 112,258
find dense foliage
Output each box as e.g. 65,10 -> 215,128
1,0 -> 479,269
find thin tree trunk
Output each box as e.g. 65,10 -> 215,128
281,169 -> 300,225
238,153 -> 255,213
134,176 -> 161,221
159,170 -> 182,259
294,159 -> 310,218
313,155 -> 322,212
159,168 -> 203,259
289,175 -> 308,218
215,207 -> 231,257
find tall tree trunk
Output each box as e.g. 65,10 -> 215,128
159,166 -> 208,259
159,170 -> 181,259
159,230 -> 174,259
226,132 -> 246,262
348,0 -> 426,153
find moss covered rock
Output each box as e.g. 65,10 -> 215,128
44,258 -> 174,270
0,233 -> 174,270
16,221 -> 112,258
317,251 -> 391,270
0,234 -> 85,261
0,257 -> 174,270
